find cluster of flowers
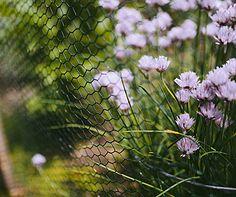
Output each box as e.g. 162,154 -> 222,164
92,69 -> 134,111
201,2 -> 236,45
175,58 -> 236,128
175,113 -> 199,157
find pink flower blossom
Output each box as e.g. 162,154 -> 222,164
198,0 -> 219,10
223,58 -> 236,77
115,22 -> 134,35
158,36 -> 172,48
138,55 -> 155,72
146,0 -> 170,6
114,46 -> 133,59
125,33 -> 147,48
175,89 -> 191,103
215,114 -> 232,128
176,113 -> 195,132
153,12 -> 172,31
206,67 -> 229,86
153,56 -> 170,72
198,102 -> 222,120
138,19 -> 157,34
171,0 -> 197,11
214,26 -> 236,45
32,153 -> 46,168
201,23 -> 219,37
116,7 -> 142,24
99,0 -> 119,10
174,71 -> 199,89
216,80 -> 236,101
120,69 -> 134,83
192,80 -> 215,100
177,136 -> 199,157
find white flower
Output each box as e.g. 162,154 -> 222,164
206,67 -> 229,86
214,26 -> 236,45
125,33 -> 147,48
153,12 -> 172,31
99,0 -> 119,10
116,7 -> 142,24
174,71 -> 199,89
177,136 -> 199,157
167,27 -> 183,41
158,36 -> 172,48
211,5 -> 236,25
201,23 -> 219,37
32,153 -> 46,168
146,0 -> 170,6
175,89 -> 191,103
176,113 -> 195,132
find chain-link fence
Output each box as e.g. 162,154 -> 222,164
0,0 -> 236,196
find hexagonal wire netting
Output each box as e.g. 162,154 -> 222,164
0,0 -> 161,196
0,0 -> 236,196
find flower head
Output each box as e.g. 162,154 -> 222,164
216,80 -> 236,101
214,26 -> 236,45
177,136 -> 199,157
223,58 -> 236,77
158,36 -> 171,48
138,55 -> 155,72
174,71 -> 199,89
99,0 -> 119,10
201,23 -> 219,37
125,33 -> 147,48
153,12 -> 172,31
192,80 -> 215,101
175,89 -> 191,103
153,56 -> 170,72
171,0 -> 197,11
114,46 -> 133,59
176,113 -> 195,132
115,22 -> 134,35
206,67 -> 229,86
32,153 -> 46,168
198,102 -> 222,120
138,19 -> 157,34
146,0 -> 170,6
120,69 -> 134,83
116,7 -> 142,24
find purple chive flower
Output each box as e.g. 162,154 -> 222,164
206,67 -> 229,86
215,114 -> 232,129
214,26 -> 236,45
192,80 -> 215,101
153,12 -> 172,31
177,136 -> 199,157
223,58 -> 236,77
138,55 -> 155,72
158,36 -> 172,48
32,153 -> 46,168
180,19 -> 197,40
198,102 -> 222,120
201,23 -> 219,37
167,26 -> 184,41
115,22 -> 134,35
146,0 -> 170,6
176,113 -> 195,132
175,89 -> 191,103
138,19 -> 157,34
211,6 -> 235,25
116,7 -> 142,24
198,0 -> 219,10
99,0 -> 119,10
153,56 -> 170,72
216,80 -> 236,101
171,0 -> 197,11
120,69 -> 134,83
114,46 -> 133,59
174,71 -> 199,89
125,33 -> 147,48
